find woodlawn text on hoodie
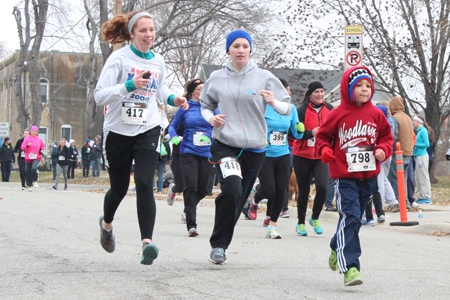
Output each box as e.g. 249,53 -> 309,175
315,66 -> 393,180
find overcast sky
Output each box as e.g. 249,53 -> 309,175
1,0 -> 21,53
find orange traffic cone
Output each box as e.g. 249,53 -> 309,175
390,142 -> 419,226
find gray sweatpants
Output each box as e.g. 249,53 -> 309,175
55,164 -> 68,186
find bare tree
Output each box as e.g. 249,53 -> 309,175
282,0 -> 450,181
13,0 -> 49,131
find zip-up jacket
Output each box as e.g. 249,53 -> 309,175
57,145 -> 70,166
292,100 -> 333,159
169,100 -> 217,158
21,135 -> 45,163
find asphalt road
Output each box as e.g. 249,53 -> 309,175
1,182 -> 449,299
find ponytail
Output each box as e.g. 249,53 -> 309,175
101,10 -> 152,44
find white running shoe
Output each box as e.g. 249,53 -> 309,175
166,183 -> 176,206
181,212 -> 186,224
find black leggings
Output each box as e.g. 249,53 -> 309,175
254,154 -> 291,223
170,153 -> 184,193
103,149 -> 159,240
25,160 -> 40,187
209,140 -> 265,249
180,153 -> 212,230
365,179 -> 384,220
293,155 -> 329,224
18,159 -> 26,187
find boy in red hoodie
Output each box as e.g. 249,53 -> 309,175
315,66 -> 393,286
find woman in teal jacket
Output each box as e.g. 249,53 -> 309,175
412,115 -> 431,204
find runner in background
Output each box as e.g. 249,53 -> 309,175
14,130 -> 29,189
169,79 -> 217,237
292,81 -> 333,236
21,126 -> 45,191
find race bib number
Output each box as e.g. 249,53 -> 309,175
121,102 -> 148,125
21,151 -> 25,158
29,153 -> 37,159
193,131 -> 211,146
269,131 -> 287,146
87,148 -> 90,153
59,156 -> 65,161
219,157 -> 242,179
307,137 -> 315,147
346,145 -> 376,172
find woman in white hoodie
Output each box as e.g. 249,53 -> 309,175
200,30 -> 292,265
94,10 -> 188,265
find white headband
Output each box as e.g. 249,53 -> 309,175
413,116 -> 423,124
128,12 -> 153,35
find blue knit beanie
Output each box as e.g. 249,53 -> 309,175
226,30 -> 252,53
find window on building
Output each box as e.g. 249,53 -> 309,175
40,78 -> 49,103
38,127 -> 48,153
61,124 -> 71,141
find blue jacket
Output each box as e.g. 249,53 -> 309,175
169,100 -> 217,158
413,125 -> 430,157
265,104 -> 303,157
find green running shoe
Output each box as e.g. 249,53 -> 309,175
329,249 -> 338,271
266,226 -> 282,239
296,224 -> 307,236
344,267 -> 363,286
309,217 -> 323,234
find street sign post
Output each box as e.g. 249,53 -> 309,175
345,25 -> 363,70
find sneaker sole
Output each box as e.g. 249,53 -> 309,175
345,278 -> 363,286
266,235 -> 282,239
166,194 -> 175,206
208,257 -> 227,265
141,243 -> 158,265
188,232 -> 199,237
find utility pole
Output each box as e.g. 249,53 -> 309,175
113,0 -> 123,51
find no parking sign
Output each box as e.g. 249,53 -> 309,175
345,25 -> 363,69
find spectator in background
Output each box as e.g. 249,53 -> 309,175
413,115 -> 432,204
14,130 -> 29,189
68,139 -> 78,179
153,138 -> 170,193
51,141 -> 60,180
388,97 -> 415,209
91,135 -> 102,177
81,139 -> 91,178
0,137 -> 15,182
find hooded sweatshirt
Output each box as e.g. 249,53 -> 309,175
388,96 -> 414,156
200,60 -> 291,149
21,135 -> 45,163
315,66 -> 393,180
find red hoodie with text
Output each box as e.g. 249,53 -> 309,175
315,66 -> 393,180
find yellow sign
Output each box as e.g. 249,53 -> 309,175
345,25 -> 363,34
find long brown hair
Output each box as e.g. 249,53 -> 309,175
101,10 -> 153,44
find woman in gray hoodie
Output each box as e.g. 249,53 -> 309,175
201,30 -> 292,265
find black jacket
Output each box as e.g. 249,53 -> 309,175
14,138 -> 25,160
0,143 -> 16,163
56,146 -> 70,166
91,142 -> 102,159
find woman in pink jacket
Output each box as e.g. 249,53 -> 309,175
21,126 -> 45,191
